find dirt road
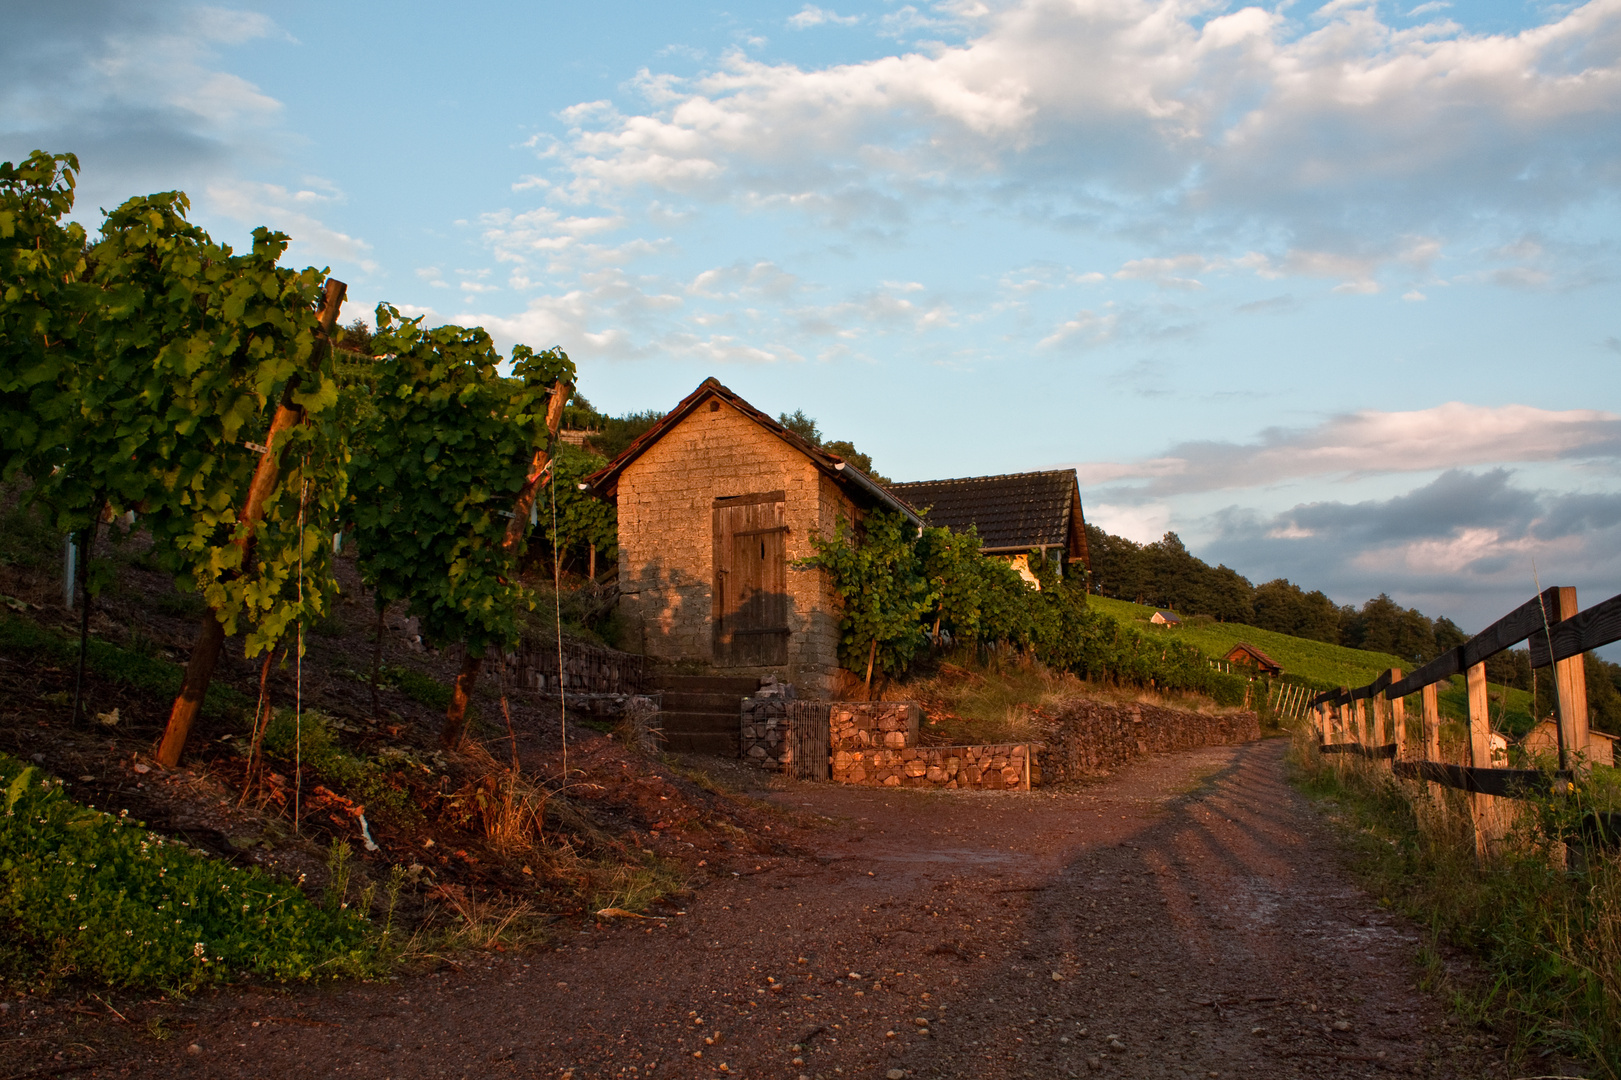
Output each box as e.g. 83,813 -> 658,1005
32,739 -> 1513,1079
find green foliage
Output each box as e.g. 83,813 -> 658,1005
542,443 -> 616,571
0,152 -> 89,484
0,752 -> 367,991
259,709 -> 415,822
0,611 -> 248,719
1293,739 -> 1621,1072
0,151 -> 349,658
346,305 -> 574,659
373,663 -> 454,712
806,515 -> 1247,703
803,511 -> 933,678
1089,595 -> 1405,688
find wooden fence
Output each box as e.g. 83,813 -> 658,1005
1309,585 -> 1621,859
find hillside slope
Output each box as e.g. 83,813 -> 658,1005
1087,595 -> 1537,732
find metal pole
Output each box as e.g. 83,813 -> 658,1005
63,535 -> 77,609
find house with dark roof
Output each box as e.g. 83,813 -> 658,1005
1150,609 -> 1181,626
888,470 -> 1089,588
583,377 -> 919,703
1223,642 -> 1282,676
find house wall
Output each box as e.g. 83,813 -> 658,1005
615,398 -> 856,696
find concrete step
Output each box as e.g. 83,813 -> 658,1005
659,690 -> 747,712
663,732 -> 740,756
657,711 -> 740,734
650,674 -> 760,695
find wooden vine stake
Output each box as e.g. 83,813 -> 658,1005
155,279 -> 346,768
439,380 -> 573,750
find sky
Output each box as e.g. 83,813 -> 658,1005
4,0 -> 1619,645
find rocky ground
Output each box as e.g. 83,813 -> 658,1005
0,738 -> 1532,1080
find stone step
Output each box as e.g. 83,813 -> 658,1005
649,674 -> 760,695
659,690 -> 747,712
657,710 -> 740,734
662,731 -> 740,756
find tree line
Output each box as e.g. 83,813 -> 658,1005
1085,524 -> 1621,728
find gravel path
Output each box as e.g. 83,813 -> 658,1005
17,738 -> 1515,1079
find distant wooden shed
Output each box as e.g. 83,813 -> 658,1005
1224,642 -> 1282,676
1524,718 -> 1615,767
1150,610 -> 1181,626
889,470 -> 1089,588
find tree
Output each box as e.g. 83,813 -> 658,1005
802,510 -> 934,695
347,306 -> 573,748
1,154 -> 349,765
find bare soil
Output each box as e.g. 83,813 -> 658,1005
2,739 -> 1523,1080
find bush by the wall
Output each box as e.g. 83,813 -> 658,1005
805,511 -> 1251,702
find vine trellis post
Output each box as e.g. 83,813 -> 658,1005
155,278 -> 347,769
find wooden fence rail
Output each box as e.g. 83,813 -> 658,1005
1307,585 -> 1621,859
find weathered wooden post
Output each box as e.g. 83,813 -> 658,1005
1387,670 -> 1406,760
1466,661 -> 1506,860
1550,587 -> 1590,767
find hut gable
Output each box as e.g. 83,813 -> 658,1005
1150,610 -> 1181,626
1223,642 -> 1283,676
584,377 -> 916,696
889,469 -> 1089,567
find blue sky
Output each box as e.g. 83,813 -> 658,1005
5,0 -> 1620,641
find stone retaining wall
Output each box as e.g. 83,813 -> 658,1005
503,639 -> 649,695
832,742 -> 1035,790
742,699 -> 831,778
829,702 -> 921,752
1036,699 -> 1259,783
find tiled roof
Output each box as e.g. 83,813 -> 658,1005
1226,642 -> 1282,672
889,470 -> 1087,561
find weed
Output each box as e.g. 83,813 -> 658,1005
1290,732 -> 1621,1074
323,840 -> 353,912
259,709 -> 417,823
0,611 -> 249,721
0,752 -> 369,992
373,663 -> 454,713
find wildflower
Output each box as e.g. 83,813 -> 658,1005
193,942 -> 206,957
67,894 -> 76,901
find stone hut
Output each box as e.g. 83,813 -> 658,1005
583,377 -> 920,698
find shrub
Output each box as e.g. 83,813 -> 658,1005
0,752 -> 368,991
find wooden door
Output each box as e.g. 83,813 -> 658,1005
714,491 -> 789,666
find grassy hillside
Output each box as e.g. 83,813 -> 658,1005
1087,596 -> 1406,687
1087,595 -> 1537,733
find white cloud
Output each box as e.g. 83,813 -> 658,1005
1077,402 -> 1621,495
204,178 -> 377,271
789,6 -> 861,29
532,0 -> 1621,280
0,2 -> 289,202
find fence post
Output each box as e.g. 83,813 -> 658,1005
1551,586 -> 1590,767
1387,669 -> 1406,760
1370,692 -> 1387,750
1466,661 -> 1507,860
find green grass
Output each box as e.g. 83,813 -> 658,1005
0,611 -> 250,720
1291,735 -> 1621,1073
0,753 -> 372,992
1088,595 -> 1407,687
1088,595 -> 1535,732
